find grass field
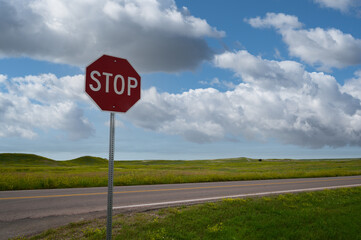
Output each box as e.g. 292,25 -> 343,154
1,153 -> 361,190
12,187 -> 361,240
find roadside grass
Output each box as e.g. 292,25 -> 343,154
12,187 -> 361,240
1,154 -> 361,190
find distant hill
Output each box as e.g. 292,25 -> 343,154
0,153 -> 59,166
0,153 -> 108,166
65,156 -> 108,165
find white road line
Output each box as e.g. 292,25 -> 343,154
113,183 -> 361,210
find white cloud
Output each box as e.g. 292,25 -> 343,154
213,50 -> 307,89
126,51 -> 361,148
8,74 -> 87,104
342,70 -> 361,98
246,13 -> 361,70
0,0 -> 224,72
4,52 -> 361,148
0,74 -> 93,139
126,87 -> 230,143
314,0 -> 361,12
246,12 -> 303,30
0,74 -> 6,83
210,77 -> 221,86
283,28 -> 361,70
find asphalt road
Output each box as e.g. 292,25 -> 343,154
1,175 -> 361,239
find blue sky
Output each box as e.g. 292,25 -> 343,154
1,0 -> 361,160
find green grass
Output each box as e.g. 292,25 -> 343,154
12,187 -> 361,240
1,153 -> 361,190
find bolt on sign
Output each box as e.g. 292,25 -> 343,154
85,55 -> 141,240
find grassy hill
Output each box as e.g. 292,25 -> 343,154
65,156 -> 108,166
0,153 -> 108,166
0,153 -> 59,166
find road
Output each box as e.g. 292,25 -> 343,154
1,175 -> 361,239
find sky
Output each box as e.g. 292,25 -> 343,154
1,0 -> 361,160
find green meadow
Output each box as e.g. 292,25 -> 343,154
13,187 -> 361,240
1,153 -> 361,191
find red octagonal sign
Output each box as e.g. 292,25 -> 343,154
85,55 -> 141,113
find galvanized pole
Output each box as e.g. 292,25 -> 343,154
106,112 -> 115,240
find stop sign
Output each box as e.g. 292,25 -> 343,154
85,55 -> 141,112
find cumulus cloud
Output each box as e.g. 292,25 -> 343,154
8,74 -> 88,103
4,51 -> 361,148
0,0 -> 224,72
213,50 -> 308,89
246,13 -> 361,70
341,70 -> 361,98
0,74 -> 93,139
125,51 -> 361,148
314,0 -> 361,12
127,87 -> 231,143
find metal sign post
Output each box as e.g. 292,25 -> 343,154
85,55 -> 141,240
106,112 -> 115,240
